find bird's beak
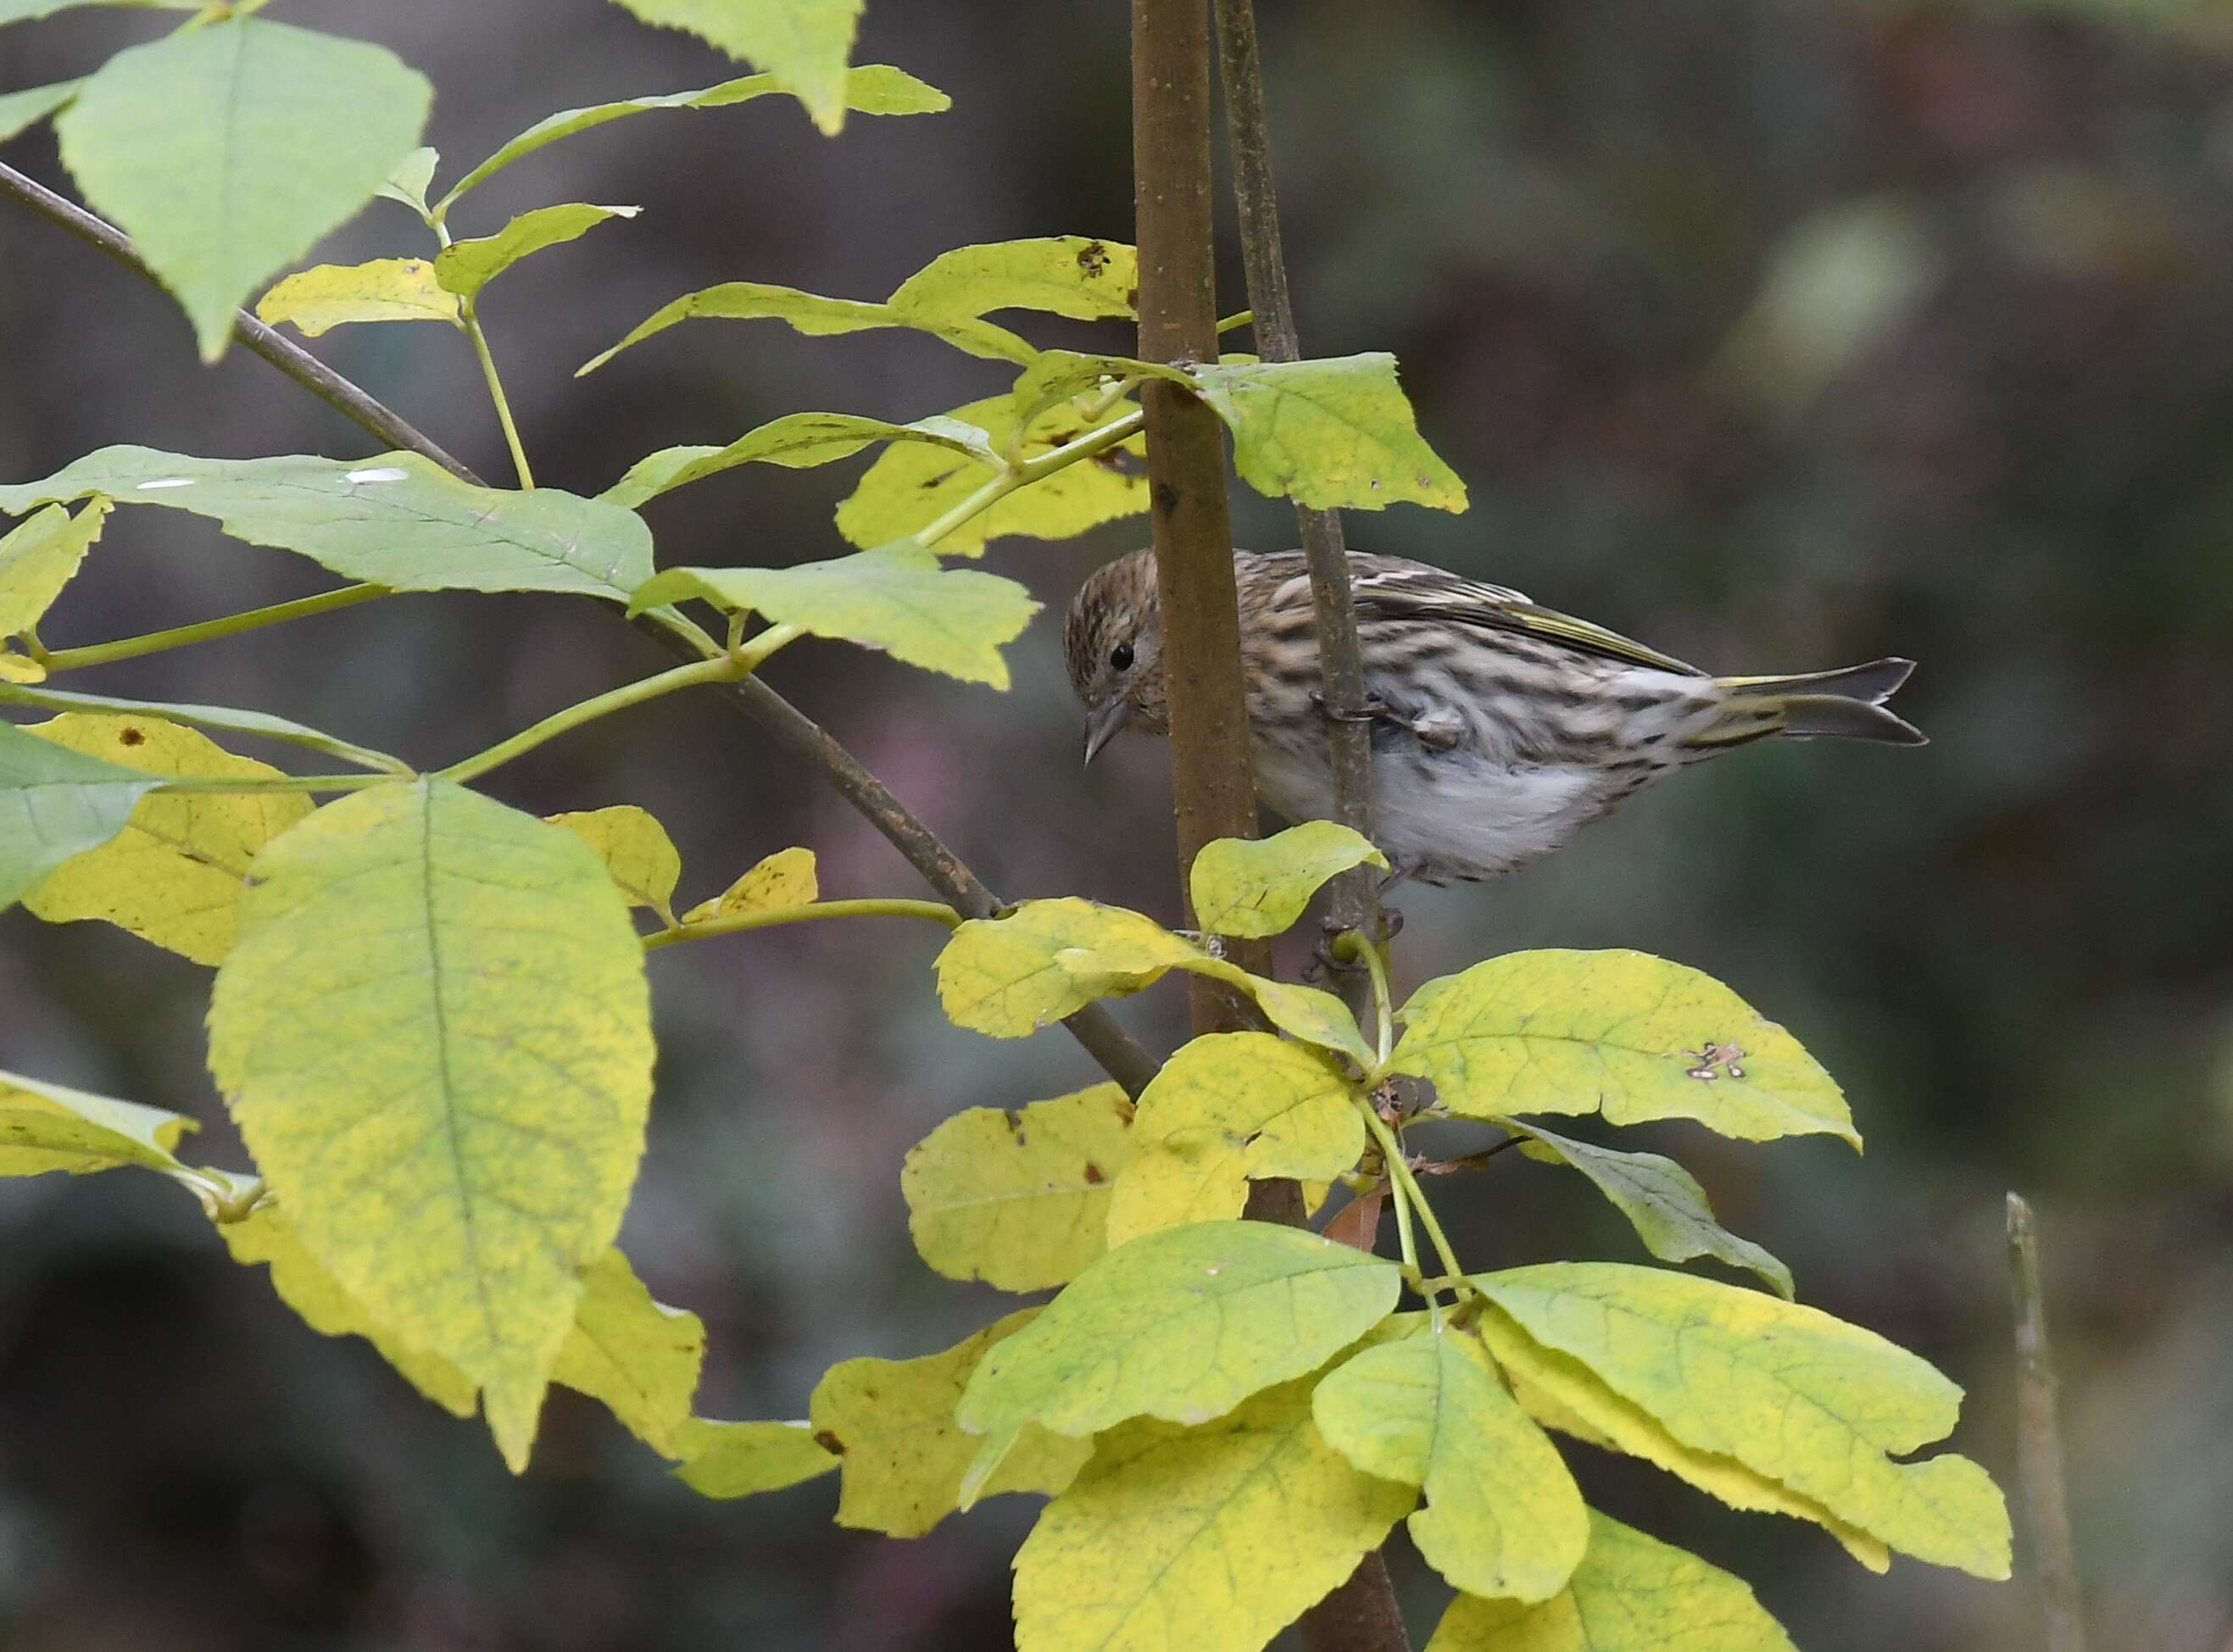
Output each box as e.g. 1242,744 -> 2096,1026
1083,697 -> 1132,766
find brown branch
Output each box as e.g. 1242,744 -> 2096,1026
0,157 -> 1161,1100
2007,1193 -> 2088,1652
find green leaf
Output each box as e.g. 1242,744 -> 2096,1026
1108,1033 -> 1362,1244
629,546 -> 1039,688
0,716 -> 158,912
888,236 -> 1139,324
0,78 -> 78,143
1473,1263 -> 2012,1578
810,1309 -> 1091,1538
552,1249 -> 704,1458
1389,950 -> 1859,1149
434,203 -> 639,300
902,1083 -> 1137,1291
836,393 -> 1146,555
606,0 -> 866,134
549,806 -> 683,925
441,64 -> 945,207
1189,821 -> 1387,939
1506,1122 -> 1794,1299
601,413 -> 998,511
955,1221 -> 1400,1446
680,845 -> 816,923
1314,1325 -> 1587,1602
206,780 -> 656,1471
254,258 -> 462,336
15,713 -> 311,964
1425,1511 -> 1800,1652
375,147 -> 439,215
0,1065 -> 196,1179
674,1418 -> 838,1498
1013,1375 -> 1414,1652
1190,353 -> 1468,513
55,17 -> 431,360
0,448 -> 655,603
1,499 -> 107,639
1,0 -> 175,19
578,280 -> 1032,376
1004,348 -> 1189,426
220,1199 -> 478,1417
0,677 -> 410,775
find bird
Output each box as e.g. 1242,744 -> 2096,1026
1063,548 -> 1925,887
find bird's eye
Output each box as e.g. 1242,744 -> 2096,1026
1110,642 -> 1135,671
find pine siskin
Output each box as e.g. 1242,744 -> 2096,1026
1064,548 -> 1925,886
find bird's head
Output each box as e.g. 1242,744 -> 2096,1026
1063,548 -> 1168,764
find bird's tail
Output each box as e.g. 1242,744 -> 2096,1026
1690,659 -> 1927,748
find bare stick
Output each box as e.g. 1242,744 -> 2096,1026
0,158 -> 1161,1100
2007,1192 -> 2088,1652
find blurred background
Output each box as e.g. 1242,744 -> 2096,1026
4,0 -> 2231,1648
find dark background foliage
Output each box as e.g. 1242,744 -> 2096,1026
3,1 -> 2230,1648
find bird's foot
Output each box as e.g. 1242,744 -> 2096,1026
1311,689 -> 1388,725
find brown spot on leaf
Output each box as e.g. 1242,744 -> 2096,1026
1077,242 -> 1111,277
119,726 -> 146,746
1123,286 -> 1139,309
1082,1161 -> 1105,1185
813,1430 -> 846,1456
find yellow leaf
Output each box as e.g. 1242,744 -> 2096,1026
1474,1265 -> 2009,1577
0,654 -> 46,681
0,1065 -> 196,1180
1013,1376 -> 1414,1652
902,1083 -> 1136,1290
552,1249 -> 704,1459
1425,1511 -> 1799,1652
549,805 -> 683,923
681,844 -> 817,924
254,257 -> 462,335
1189,822 -> 1386,939
1191,353 -> 1468,514
810,1309 -> 1090,1538
0,498 -> 109,637
1390,950 -> 1859,1148
674,1418 -> 838,1498
887,236 -> 1139,325
1314,1324 -> 1587,1602
19,713 -> 313,964
1107,1033 -> 1362,1244
434,203 -> 638,299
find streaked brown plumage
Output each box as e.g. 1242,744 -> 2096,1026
1064,548 -> 1924,885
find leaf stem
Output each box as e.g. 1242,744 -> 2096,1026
153,773 -> 398,795
1355,1097 -> 1466,1293
1335,930 -> 1395,1067
37,584 -> 389,672
436,655 -> 742,785
643,897 -> 960,953
916,409 -> 1144,549
460,300 -> 536,489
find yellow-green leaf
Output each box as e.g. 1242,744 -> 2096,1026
631,547 -> 1039,687
375,146 -> 439,214
1509,1122 -> 1794,1298
1474,1263 -> 2011,1578
811,1309 -> 1090,1538
434,203 -> 640,299
1014,1375 -> 1414,1652
55,17 -> 430,359
1005,348 -> 1191,429
1191,353 -> 1468,513
254,258 -> 462,336
1108,1033 -> 1362,1244
18,713 -> 311,964
0,715 -> 159,912
578,280 -> 1032,375
1314,1325 -> 1587,1602
607,0 -> 866,135
1390,950 -> 1859,1148
601,413 -> 997,510
1426,1511 -> 1799,1652
0,1065 -> 196,1179
442,64 -> 945,208
0,79 -> 81,145
957,1221 -> 1400,1447
549,805 -> 682,925
903,1083 -> 1137,1291
1189,821 -> 1387,939
674,1418 -> 838,1498
836,392 -> 1146,555
207,780 -> 656,1472
888,236 -> 1138,324
1,498 -> 108,637
552,1249 -> 704,1459
220,1199 -> 477,1416
680,845 -> 816,924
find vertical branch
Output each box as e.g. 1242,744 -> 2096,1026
2007,1193 -> 2088,1652
1213,0 -> 1382,946
1132,0 -> 1274,1032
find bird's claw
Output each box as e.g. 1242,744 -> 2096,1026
1311,689 -> 1388,725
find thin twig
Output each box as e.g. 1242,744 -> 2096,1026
2007,1193 -> 2088,1652
0,156 -> 1162,1100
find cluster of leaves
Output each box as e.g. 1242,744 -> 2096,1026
2,3 -> 2011,1649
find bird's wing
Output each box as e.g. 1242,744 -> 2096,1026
1347,557 -> 1705,677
